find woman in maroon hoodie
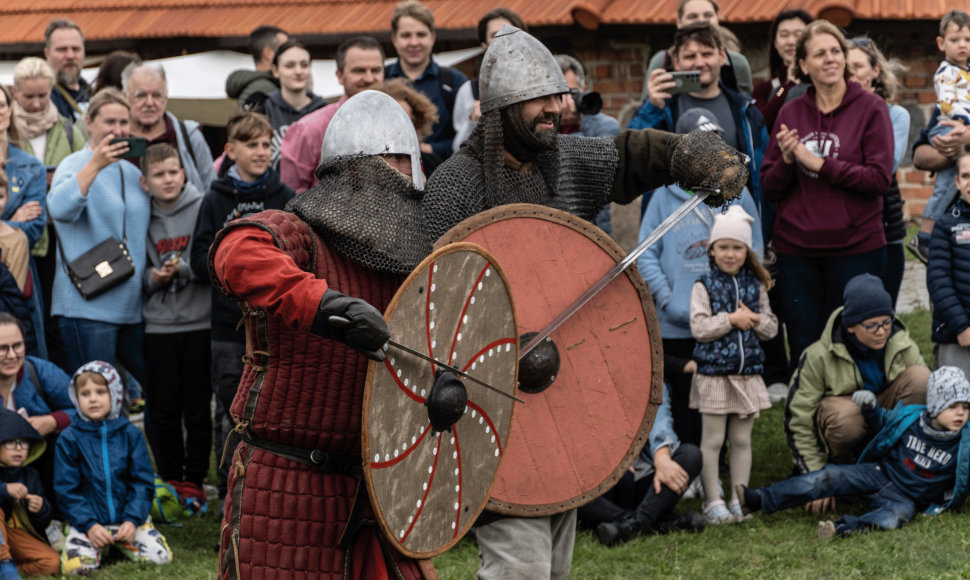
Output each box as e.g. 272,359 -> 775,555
760,20 -> 894,369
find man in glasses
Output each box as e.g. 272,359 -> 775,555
786,274 -> 929,513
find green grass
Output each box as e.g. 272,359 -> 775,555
431,309 -> 970,579
40,312 -> 947,578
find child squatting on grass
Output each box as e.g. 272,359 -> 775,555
53,361 -> 172,575
689,205 -> 778,524
0,408 -> 60,577
739,366 -> 970,538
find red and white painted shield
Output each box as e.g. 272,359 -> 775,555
363,242 -> 518,558
436,204 -> 664,516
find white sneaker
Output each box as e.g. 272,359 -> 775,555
768,382 -> 789,404
682,478 -> 703,499
728,500 -> 751,522
45,520 -> 65,552
818,520 -> 836,540
703,500 -> 735,525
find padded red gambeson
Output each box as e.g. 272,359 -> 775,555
211,211 -> 426,579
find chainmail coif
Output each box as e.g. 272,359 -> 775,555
670,130 -> 749,208
287,155 -> 432,275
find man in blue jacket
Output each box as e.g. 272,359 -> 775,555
629,23 -> 767,232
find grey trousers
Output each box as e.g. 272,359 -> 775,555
476,510 -> 576,580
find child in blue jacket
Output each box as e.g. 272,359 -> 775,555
0,408 -> 59,577
53,361 -> 171,575
738,366 -> 970,537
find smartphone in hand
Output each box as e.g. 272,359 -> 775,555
668,71 -> 702,94
109,137 -> 148,158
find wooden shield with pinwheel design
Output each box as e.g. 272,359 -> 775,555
363,242 -> 518,558
435,204 -> 663,517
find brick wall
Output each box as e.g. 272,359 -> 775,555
566,21 -> 946,223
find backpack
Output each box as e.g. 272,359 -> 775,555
150,477 -> 183,523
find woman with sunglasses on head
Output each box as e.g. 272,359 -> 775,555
846,36 -> 910,306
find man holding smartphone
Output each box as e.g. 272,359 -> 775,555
629,23 -> 767,215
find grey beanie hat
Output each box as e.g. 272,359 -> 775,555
927,366 -> 970,419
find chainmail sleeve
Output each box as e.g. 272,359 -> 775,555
610,128 -> 678,204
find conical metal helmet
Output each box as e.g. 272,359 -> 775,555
479,25 -> 569,114
321,89 -> 425,190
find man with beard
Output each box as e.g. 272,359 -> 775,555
44,20 -> 89,122
209,90 -> 434,579
422,25 -> 749,580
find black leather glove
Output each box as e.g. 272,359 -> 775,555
311,288 -> 389,361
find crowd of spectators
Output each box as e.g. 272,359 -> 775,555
1,0 -> 969,575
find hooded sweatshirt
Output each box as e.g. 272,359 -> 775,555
262,90 -> 327,172
54,361 -> 154,532
636,183 -> 763,339
0,408 -> 51,537
191,169 -> 295,341
225,69 -> 280,105
143,182 -> 211,334
761,80 -> 893,257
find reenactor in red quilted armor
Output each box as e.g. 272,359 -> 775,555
210,90 -> 436,579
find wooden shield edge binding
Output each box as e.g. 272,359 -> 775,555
362,241 -> 519,557
436,203 -> 664,516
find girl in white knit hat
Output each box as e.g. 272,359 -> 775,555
689,204 -> 778,524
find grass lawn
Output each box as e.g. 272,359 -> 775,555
44,311 -> 957,578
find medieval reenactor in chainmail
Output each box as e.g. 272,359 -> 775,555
422,26 -> 750,580
209,91 -> 437,579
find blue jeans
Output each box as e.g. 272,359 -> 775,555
775,248 -> 887,368
924,123 -> 959,221
0,558 -> 18,580
757,463 -> 916,534
57,317 -> 146,399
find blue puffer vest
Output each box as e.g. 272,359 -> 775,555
693,268 -> 764,375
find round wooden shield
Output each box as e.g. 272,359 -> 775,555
363,242 -> 518,558
436,204 -> 663,516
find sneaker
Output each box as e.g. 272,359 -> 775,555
45,520 -> 65,552
767,382 -> 789,404
728,500 -> 751,522
734,484 -> 762,512
702,500 -> 735,525
682,477 -> 704,499
128,397 -> 146,415
818,520 -> 836,540
906,236 -> 929,264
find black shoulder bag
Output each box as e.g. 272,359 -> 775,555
52,165 -> 135,300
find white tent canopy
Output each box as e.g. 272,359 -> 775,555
0,47 -> 483,126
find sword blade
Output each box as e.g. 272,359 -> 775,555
521,188 -> 713,357
385,339 -> 525,404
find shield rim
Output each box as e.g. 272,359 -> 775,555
362,241 -> 519,557
435,203 -> 664,516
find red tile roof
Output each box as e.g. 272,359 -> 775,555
2,0 -> 968,45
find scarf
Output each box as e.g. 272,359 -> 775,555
13,101 -> 59,141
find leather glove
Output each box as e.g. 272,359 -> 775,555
311,288 -> 389,361
669,130 -> 750,207
851,390 -> 877,410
